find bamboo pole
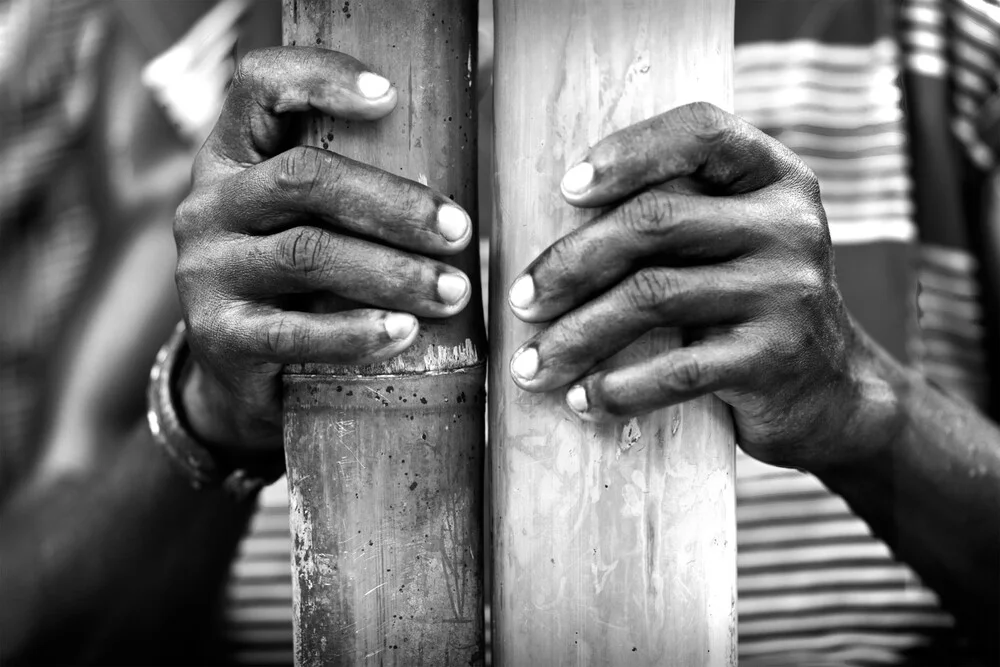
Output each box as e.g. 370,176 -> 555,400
489,2 -> 738,665
281,1 -> 485,665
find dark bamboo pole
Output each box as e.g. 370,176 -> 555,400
281,1 -> 485,665
490,1 -> 738,665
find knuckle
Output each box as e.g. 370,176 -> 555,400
174,191 -> 208,238
260,316 -> 299,357
622,190 -> 670,235
540,235 -> 584,281
277,227 -> 336,277
274,146 -> 336,199
678,101 -> 730,144
625,267 -> 676,312
660,354 -> 705,395
231,48 -> 274,93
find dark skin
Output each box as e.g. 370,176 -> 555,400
176,48 -> 998,661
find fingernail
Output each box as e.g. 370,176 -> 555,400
508,274 -> 535,310
561,162 -> 594,195
384,313 -> 417,340
437,273 -> 469,305
566,385 -> 589,412
510,347 -> 539,382
437,205 -> 470,242
357,72 -> 391,99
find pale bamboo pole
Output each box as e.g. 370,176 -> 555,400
281,1 -> 486,665
489,1 -> 738,665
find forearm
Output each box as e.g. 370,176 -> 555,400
819,335 -> 1000,661
0,422 -> 258,665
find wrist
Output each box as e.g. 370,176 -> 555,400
820,326 -> 909,476
147,322 -> 284,499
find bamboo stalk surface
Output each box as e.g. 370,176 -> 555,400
489,1 -> 738,665
281,1 -> 486,665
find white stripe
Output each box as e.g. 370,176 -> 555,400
918,291 -> 983,321
740,631 -> 932,657
923,360 -> 989,384
829,219 -> 916,245
739,565 -> 922,594
740,104 -> 904,130
816,173 -> 910,197
738,470 -> 827,496
957,0 -> 1000,27
736,39 -> 897,70
737,496 -> 854,524
736,67 -> 898,93
922,338 -> 986,364
238,536 -> 292,558
773,129 -> 907,154
800,152 -> 907,175
954,37 -> 1000,74
259,477 -> 290,507
225,605 -> 295,624
820,645 -> 908,665
740,610 -> 952,637
248,512 -> 292,534
921,244 -> 979,273
737,84 -> 901,113
955,7 -> 1000,49
738,542 -> 896,569
955,91 -> 982,117
824,198 -> 914,221
232,559 -> 292,579
905,51 -> 949,77
228,582 -> 295,602
919,310 -> 985,338
902,3 -> 945,28
953,116 -> 996,168
740,588 -> 941,616
954,65 -> 993,97
904,27 -> 947,52
740,519 -> 873,546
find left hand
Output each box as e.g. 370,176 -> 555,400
507,102 -> 885,473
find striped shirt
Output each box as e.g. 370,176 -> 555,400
2,1 -> 996,665
222,2 -> 998,665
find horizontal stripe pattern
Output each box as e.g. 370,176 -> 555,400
735,450 -> 955,665
222,17 -> 974,667
735,37 -> 917,246
901,0 -> 1000,168
916,244 -> 990,407
223,480 -> 294,665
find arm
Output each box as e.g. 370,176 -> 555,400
506,102 -> 1000,662
820,336 -> 1000,661
0,18 -> 256,664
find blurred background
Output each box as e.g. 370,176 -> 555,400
0,1 -> 996,665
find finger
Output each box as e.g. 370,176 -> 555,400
509,265 -> 758,391
198,47 -> 398,174
562,337 -> 761,422
559,101 -> 810,207
234,227 -> 472,317
208,146 -> 472,252
508,191 -> 770,322
231,307 -> 421,365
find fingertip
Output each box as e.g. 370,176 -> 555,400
437,272 -> 471,309
436,204 -> 472,247
560,161 -> 595,201
508,274 -> 535,314
384,312 -> 418,342
566,384 -> 589,413
357,71 -> 392,100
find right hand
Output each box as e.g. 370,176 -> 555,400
174,47 -> 474,451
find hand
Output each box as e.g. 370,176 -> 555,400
174,47 -> 474,451
507,102 -> 890,472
